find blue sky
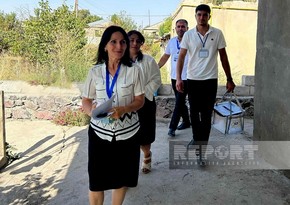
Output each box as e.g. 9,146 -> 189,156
0,0 -> 182,28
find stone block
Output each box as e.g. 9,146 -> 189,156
35,111 -> 54,120
242,75 -> 255,86
25,100 -> 39,110
234,86 -> 250,96
11,108 -> 31,119
157,84 -> 173,96
156,107 -> 172,119
14,100 -> 24,106
217,85 -> 250,96
217,86 -> 227,96
4,109 -> 12,119
249,86 -> 255,95
4,100 -> 14,108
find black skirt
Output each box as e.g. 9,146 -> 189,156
88,125 -> 140,191
137,97 -> 156,145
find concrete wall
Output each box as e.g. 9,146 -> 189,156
254,0 -> 290,172
254,0 -> 290,141
171,1 -> 258,84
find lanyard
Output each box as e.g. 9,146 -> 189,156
106,64 -> 121,98
176,38 -> 180,50
197,33 -> 209,48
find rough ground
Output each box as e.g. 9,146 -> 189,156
1,119 -> 290,205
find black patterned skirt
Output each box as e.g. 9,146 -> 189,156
88,125 -> 140,191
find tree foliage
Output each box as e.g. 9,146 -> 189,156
110,11 -> 138,32
21,0 -> 86,65
0,12 -> 22,53
1,0 -> 101,85
159,17 -> 172,37
77,9 -> 102,25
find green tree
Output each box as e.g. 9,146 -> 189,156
20,0 -> 86,65
77,9 -> 102,25
1,1 -> 104,86
110,11 -> 138,31
159,17 -> 172,37
15,0 -> 92,85
0,12 -> 22,54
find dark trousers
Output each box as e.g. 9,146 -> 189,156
187,79 -> 217,144
169,79 -> 190,130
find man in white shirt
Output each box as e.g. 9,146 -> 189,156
176,4 -> 235,165
158,19 -> 191,137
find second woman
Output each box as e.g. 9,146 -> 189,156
128,30 -> 161,174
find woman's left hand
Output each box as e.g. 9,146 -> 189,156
109,106 -> 125,119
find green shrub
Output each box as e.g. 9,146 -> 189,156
5,142 -> 21,165
53,108 -> 90,126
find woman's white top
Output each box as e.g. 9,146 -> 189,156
134,54 -> 161,101
82,63 -> 145,142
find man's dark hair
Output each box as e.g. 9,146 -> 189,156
195,4 -> 211,14
176,19 -> 188,26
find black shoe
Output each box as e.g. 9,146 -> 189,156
168,129 -> 175,137
177,122 -> 190,130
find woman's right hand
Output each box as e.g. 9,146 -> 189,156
81,98 -> 95,117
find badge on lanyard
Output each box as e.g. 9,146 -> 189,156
199,49 -> 209,58
197,33 -> 209,58
173,53 -> 179,62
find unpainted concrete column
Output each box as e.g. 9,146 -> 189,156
0,90 -> 7,168
254,0 -> 290,140
254,0 -> 290,170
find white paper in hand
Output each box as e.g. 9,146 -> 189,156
92,95 -> 115,120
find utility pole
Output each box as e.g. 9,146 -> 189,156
74,0 -> 78,18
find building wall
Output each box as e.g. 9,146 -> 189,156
171,1 -> 258,83
254,0 -> 290,141
254,0 -> 290,171
85,21 -> 113,45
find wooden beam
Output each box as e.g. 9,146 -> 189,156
0,90 -> 7,168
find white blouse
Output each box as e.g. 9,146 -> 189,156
134,54 -> 161,101
82,63 -> 145,142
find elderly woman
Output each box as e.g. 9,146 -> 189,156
128,30 -> 161,174
82,26 -> 145,205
